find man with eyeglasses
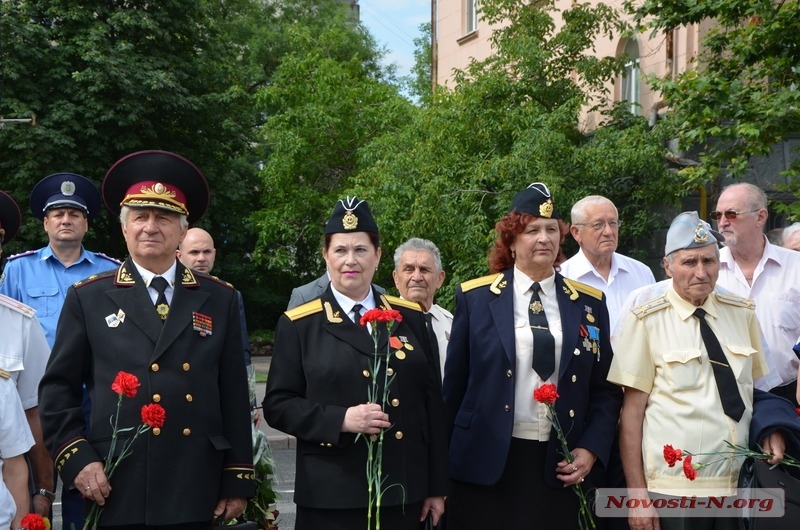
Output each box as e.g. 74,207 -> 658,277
713,182 -> 800,405
560,195 -> 655,331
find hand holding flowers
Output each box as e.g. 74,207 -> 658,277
83,371 -> 166,530
534,384 -> 596,530
663,441 -> 800,481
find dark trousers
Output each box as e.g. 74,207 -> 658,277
447,438 -> 580,530
296,501 -> 423,530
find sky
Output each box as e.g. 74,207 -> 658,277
358,0 -> 431,80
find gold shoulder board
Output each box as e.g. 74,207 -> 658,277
563,278 -> 603,301
631,296 -> 670,319
461,273 -> 504,293
381,294 -> 423,311
285,299 -> 323,321
715,292 -> 756,310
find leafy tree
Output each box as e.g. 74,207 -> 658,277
626,0 -> 800,214
250,0 -> 414,284
353,0 -> 678,307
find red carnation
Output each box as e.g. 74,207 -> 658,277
111,371 -> 140,398
20,514 -> 48,530
683,455 -> 697,480
141,403 -> 166,428
663,444 -> 684,467
360,308 -> 403,326
533,383 -> 559,405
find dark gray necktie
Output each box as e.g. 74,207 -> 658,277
529,282 -> 555,380
424,312 -> 441,367
693,308 -> 745,422
151,276 -> 170,322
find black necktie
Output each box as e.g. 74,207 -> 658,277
352,303 -> 364,322
424,312 -> 442,371
151,276 -> 170,322
693,308 -> 745,422
529,282 -> 555,380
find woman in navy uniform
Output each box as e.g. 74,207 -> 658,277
263,197 -> 448,530
443,183 -> 623,530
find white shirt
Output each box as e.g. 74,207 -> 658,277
132,260 -> 178,305
512,267 -> 563,441
427,303 -> 453,378
559,250 -> 656,332
717,239 -> 800,388
0,294 -> 51,409
330,285 -> 376,332
0,377 -> 36,528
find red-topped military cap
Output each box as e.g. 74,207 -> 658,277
102,150 -> 210,224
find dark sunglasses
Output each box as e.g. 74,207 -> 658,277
710,209 -> 759,221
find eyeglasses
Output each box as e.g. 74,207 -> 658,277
574,220 -> 621,231
709,209 -> 759,221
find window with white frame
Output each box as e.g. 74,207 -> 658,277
621,38 -> 641,114
466,0 -> 478,34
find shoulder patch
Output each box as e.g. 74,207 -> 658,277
631,296 -> 670,319
5,249 -> 36,261
563,278 -> 603,301
285,299 -> 323,321
461,273 -> 505,294
74,269 -> 117,288
94,252 -> 122,264
381,294 -> 423,311
715,292 -> 756,310
0,293 -> 36,318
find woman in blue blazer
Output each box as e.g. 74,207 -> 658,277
442,183 -> 623,529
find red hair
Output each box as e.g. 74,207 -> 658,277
487,212 -> 569,273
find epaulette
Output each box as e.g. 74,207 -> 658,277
0,368 -> 9,379
94,252 -> 122,264
563,278 -> 603,301
381,294 -> 422,312
631,296 -> 670,319
0,293 -> 36,318
73,269 -> 117,288
285,299 -> 323,321
715,292 -> 756,310
207,274 -> 235,290
461,273 -> 506,295
5,249 -> 36,261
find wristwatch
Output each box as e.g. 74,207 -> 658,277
34,488 -> 56,502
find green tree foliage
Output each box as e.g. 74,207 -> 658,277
626,0 -> 800,212
354,0 -> 678,306
251,0 -> 414,282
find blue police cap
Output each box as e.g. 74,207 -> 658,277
29,173 -> 101,220
0,190 -> 22,244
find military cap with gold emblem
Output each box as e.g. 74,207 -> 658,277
0,190 -> 22,244
509,182 -> 560,219
664,211 -> 724,256
29,173 -> 102,220
325,196 -> 379,235
102,150 -> 210,224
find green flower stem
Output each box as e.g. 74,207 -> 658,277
545,403 -> 596,530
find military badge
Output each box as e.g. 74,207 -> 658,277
539,198 -> 554,218
61,181 -> 76,196
530,300 -> 544,314
105,313 -> 121,328
342,210 -> 358,230
584,305 -> 595,323
694,224 -> 709,243
324,301 -> 343,323
192,312 -> 213,336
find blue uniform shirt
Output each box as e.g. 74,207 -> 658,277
0,246 -> 120,346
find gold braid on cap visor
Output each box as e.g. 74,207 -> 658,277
121,182 -> 188,216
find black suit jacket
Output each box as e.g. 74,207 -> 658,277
264,286 -> 449,509
443,269 -> 623,488
39,259 -> 254,526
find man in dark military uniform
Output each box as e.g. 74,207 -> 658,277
39,151 -> 254,528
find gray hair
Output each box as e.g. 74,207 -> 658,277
570,195 -> 618,225
720,183 -> 767,211
120,205 -> 189,230
393,238 -> 443,272
784,222 -> 800,240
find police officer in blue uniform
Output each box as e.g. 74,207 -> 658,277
0,173 -> 120,347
